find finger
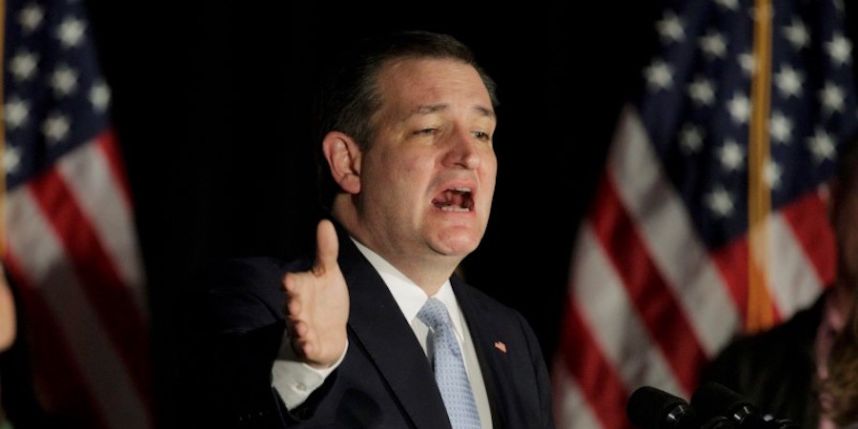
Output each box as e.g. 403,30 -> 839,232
283,272 -> 298,292
301,341 -> 315,358
287,295 -> 302,319
313,219 -> 339,275
293,321 -> 309,338
300,329 -> 317,357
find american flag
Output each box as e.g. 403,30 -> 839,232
2,0 -> 151,427
553,0 -> 857,428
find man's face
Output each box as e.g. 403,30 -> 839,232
354,57 -> 497,264
835,165 -> 858,288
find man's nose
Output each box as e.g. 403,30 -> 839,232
444,127 -> 481,170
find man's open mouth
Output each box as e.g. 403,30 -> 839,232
432,187 -> 474,212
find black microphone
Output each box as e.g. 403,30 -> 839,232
691,383 -> 797,429
627,386 -> 698,429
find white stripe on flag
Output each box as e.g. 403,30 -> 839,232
572,226 -> 684,395
6,187 -> 152,429
767,213 -> 825,317
608,106 -> 740,356
56,139 -> 147,313
553,363 -> 601,429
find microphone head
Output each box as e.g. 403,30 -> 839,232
628,386 -> 696,429
691,382 -> 760,427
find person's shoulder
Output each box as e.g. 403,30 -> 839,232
702,293 -> 826,386
733,292 -> 825,350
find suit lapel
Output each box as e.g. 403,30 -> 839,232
337,230 -> 453,429
452,277 -> 513,429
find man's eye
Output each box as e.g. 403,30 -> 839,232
473,131 -> 491,140
414,128 -> 437,136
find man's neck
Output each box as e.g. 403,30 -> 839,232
353,238 -> 456,296
334,206 -> 461,296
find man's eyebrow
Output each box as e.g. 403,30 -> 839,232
410,104 -> 496,118
473,105 -> 495,119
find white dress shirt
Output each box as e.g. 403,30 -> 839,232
272,238 -> 492,428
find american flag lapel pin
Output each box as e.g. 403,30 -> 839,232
494,341 -> 507,353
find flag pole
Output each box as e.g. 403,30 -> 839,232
747,0 -> 775,332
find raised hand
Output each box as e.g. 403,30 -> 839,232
282,220 -> 349,368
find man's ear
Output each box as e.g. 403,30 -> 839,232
322,131 -> 362,195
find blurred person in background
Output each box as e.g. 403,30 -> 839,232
703,138 -> 858,428
820,138 -> 858,428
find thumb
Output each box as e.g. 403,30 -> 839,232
314,219 -> 339,274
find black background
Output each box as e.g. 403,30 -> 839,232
73,0 -> 855,426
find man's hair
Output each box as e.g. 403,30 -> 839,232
315,31 -> 498,210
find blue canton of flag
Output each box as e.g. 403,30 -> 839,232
638,0 -> 857,249
4,0 -> 108,187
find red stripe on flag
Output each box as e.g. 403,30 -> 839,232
27,169 -> 151,404
781,191 -> 836,287
3,253 -> 111,429
94,129 -> 133,207
710,237 -> 750,322
590,173 -> 706,392
560,299 -> 631,429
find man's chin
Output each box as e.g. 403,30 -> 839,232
428,233 -> 482,257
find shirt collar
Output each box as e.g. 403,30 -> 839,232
351,237 -> 466,342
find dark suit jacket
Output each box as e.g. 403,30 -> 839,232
700,292 -> 826,429
203,230 -> 554,429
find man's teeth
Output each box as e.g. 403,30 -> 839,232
440,205 -> 470,212
453,187 -> 472,193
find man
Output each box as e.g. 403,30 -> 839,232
701,138 -> 858,428
205,31 -> 554,429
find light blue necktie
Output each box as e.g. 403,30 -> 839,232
417,298 -> 481,429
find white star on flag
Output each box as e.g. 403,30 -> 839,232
739,52 -> 756,77
657,11 -> 685,44
3,146 -> 22,174
645,60 -> 673,91
775,66 -> 803,98
719,140 -> 744,171
727,93 -> 750,124
90,82 -> 111,112
808,128 -> 835,162
706,187 -> 734,217
4,98 -> 30,130
764,160 -> 782,189
688,77 -> 715,106
714,0 -> 738,11
700,31 -> 727,60
42,113 -> 70,143
769,112 -> 793,144
783,19 -> 809,50
826,34 -> 852,66
680,124 -> 704,154
10,51 -> 38,82
18,3 -> 43,33
57,17 -> 86,48
51,65 -> 79,97
820,82 -> 845,114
